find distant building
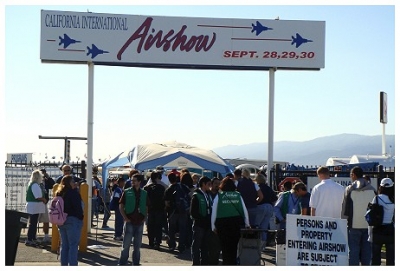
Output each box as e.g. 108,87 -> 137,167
349,154 -> 395,169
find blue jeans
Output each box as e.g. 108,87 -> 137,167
58,216 -> 83,266
257,204 -> 274,242
102,202 -> 111,226
91,198 -> 99,224
114,208 -> 124,238
247,207 -> 259,228
118,222 -> 144,265
348,228 -> 371,266
27,213 -> 39,241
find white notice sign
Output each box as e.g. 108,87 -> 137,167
286,215 -> 348,266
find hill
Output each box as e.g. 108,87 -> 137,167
212,134 -> 395,166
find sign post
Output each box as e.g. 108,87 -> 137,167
380,91 -> 387,156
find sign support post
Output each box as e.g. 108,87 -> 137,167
267,68 -> 276,187
86,62 -> 94,233
379,91 -> 388,156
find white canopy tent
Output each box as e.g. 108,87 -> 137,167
101,141 -> 235,194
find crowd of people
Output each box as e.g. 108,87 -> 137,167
24,164 -> 394,266
273,166 -> 395,266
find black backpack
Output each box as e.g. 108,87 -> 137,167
365,196 -> 384,227
173,183 -> 190,214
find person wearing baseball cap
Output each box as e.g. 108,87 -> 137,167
370,177 -> 395,266
380,177 -> 394,188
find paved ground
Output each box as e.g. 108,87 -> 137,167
10,214 -> 387,266
12,214 -> 277,266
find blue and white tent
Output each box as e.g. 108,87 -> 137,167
101,141 -> 234,190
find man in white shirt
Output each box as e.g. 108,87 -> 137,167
310,166 -> 344,219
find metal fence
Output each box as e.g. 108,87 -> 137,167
4,161 -> 87,212
269,164 -> 395,191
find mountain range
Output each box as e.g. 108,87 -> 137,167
212,134 -> 395,166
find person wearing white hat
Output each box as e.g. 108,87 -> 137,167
369,177 -> 395,266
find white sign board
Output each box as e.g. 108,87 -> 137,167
307,177 -> 378,192
286,215 -> 348,266
7,153 -> 33,164
40,10 -> 325,70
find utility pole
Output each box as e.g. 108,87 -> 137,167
38,135 -> 87,164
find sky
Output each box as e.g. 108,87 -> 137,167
2,1 -> 398,164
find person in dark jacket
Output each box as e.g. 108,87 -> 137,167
164,172 -> 190,253
190,176 -> 212,265
236,169 -> 263,227
143,171 -> 166,250
55,175 -> 84,266
38,168 -> 55,244
255,173 -> 277,248
110,177 -> 125,241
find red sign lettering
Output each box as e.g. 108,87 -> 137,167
117,17 -> 217,60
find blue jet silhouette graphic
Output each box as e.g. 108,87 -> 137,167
86,44 -> 109,59
291,33 -> 313,48
251,21 -> 273,36
59,34 -> 81,49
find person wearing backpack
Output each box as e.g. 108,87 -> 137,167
25,170 -> 47,246
273,183 -> 301,230
55,175 -> 84,266
117,173 -> 148,266
370,178 -> 395,266
164,172 -> 190,253
143,170 -> 166,250
341,166 -> 376,266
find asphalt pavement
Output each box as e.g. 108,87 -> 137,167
12,213 -> 277,266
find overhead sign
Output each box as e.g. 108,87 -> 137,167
40,10 -> 325,70
286,215 -> 348,266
